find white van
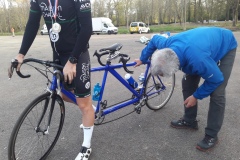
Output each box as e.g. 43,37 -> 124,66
92,17 -> 118,35
40,24 -> 48,35
129,22 -> 150,34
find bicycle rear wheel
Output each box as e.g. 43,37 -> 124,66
8,92 -> 65,160
145,73 -> 175,110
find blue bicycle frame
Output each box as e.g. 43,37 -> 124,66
49,60 -> 151,117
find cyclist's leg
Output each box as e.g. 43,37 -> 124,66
74,50 -> 94,160
76,96 -> 94,144
55,50 -> 94,158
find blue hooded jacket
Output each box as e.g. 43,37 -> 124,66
140,27 -> 237,99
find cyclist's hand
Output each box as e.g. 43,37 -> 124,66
15,54 -> 24,71
134,59 -> 142,67
63,61 -> 76,84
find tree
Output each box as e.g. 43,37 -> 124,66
232,0 -> 239,26
0,0 -> 240,33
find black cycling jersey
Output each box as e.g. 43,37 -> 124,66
19,0 -> 92,59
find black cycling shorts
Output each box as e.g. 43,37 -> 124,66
53,51 -> 91,98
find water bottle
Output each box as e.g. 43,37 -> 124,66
139,73 -> 145,82
125,73 -> 138,89
92,83 -> 101,101
138,73 -> 145,89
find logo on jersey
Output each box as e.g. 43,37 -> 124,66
49,29 -> 59,42
78,0 -> 91,12
39,2 -> 65,21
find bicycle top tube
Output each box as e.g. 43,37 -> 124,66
91,61 -> 137,72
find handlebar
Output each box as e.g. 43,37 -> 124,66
9,58 -> 73,92
10,43 -> 135,81
13,58 -> 63,78
93,43 -> 134,74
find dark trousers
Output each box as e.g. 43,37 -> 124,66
182,48 -> 236,138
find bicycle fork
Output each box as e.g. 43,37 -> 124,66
35,92 -> 57,135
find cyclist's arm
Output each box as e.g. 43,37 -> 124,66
71,0 -> 92,59
19,1 -> 42,55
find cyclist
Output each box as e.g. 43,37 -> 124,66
134,27 -> 237,151
9,0 -> 94,159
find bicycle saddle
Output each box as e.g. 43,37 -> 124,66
99,43 -> 122,52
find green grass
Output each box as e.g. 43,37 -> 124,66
1,21 -> 239,35
118,21 -> 240,34
0,31 -> 25,36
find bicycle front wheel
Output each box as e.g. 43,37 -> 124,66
8,92 -> 65,160
145,73 -> 175,110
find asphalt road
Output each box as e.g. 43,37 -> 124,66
0,32 -> 240,160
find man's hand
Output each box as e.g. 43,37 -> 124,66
134,59 -> 142,67
184,95 -> 197,108
63,61 -> 76,84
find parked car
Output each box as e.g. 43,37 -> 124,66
40,24 -> 48,35
129,22 -> 150,34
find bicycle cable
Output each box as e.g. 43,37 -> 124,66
25,63 -> 54,84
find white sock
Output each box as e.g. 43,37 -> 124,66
82,125 -> 94,148
92,104 -> 96,111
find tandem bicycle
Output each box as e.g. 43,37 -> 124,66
8,43 -> 175,160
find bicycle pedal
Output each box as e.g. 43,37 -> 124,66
100,100 -> 107,109
133,102 -> 139,105
135,107 -> 141,114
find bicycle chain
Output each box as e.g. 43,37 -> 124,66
94,96 -> 146,125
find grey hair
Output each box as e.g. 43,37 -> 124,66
150,48 -> 180,77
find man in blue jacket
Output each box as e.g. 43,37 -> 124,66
134,27 -> 237,151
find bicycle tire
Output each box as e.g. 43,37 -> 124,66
8,92 -> 65,160
145,73 -> 175,110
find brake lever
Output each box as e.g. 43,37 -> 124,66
119,56 -> 133,74
8,59 -> 18,80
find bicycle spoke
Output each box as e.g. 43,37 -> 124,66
145,74 -> 175,110
9,93 -> 65,160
